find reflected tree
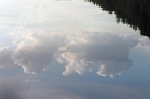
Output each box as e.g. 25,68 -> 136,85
86,0 -> 150,37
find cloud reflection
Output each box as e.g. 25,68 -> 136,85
0,79 -> 24,99
56,33 -> 138,77
0,77 -> 149,99
0,47 -> 14,68
0,32 -> 139,77
0,78 -> 85,99
13,33 -> 64,74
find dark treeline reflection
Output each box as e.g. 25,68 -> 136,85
86,0 -> 150,37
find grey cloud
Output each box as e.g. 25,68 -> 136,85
26,88 -> 85,99
0,32 -> 139,77
13,33 -> 64,74
138,36 -> 150,47
0,76 -> 149,99
62,83 -> 150,99
0,47 -> 14,68
0,78 -> 85,99
56,33 -> 138,77
0,79 -> 24,99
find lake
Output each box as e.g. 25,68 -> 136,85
0,0 -> 150,99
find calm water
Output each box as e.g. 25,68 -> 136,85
0,0 -> 150,99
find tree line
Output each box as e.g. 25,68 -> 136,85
86,0 -> 150,37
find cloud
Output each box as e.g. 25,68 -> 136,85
13,33 -> 64,74
0,78 -> 24,99
62,83 -> 150,99
137,36 -> 150,49
0,32 -> 140,77
0,47 -> 14,68
0,77 -> 85,99
56,33 -> 138,77
25,87 -> 85,99
0,74 -> 149,99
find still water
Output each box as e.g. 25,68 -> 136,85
0,0 -> 150,99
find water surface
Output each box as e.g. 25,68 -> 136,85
0,0 -> 150,99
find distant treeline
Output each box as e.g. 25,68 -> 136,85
86,0 -> 150,37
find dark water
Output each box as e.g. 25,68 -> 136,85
0,0 -> 149,99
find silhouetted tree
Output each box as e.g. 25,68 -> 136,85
86,0 -> 150,37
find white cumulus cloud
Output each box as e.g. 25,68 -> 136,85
13,33 -> 64,74
55,33 -> 138,77
0,32 -> 140,77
